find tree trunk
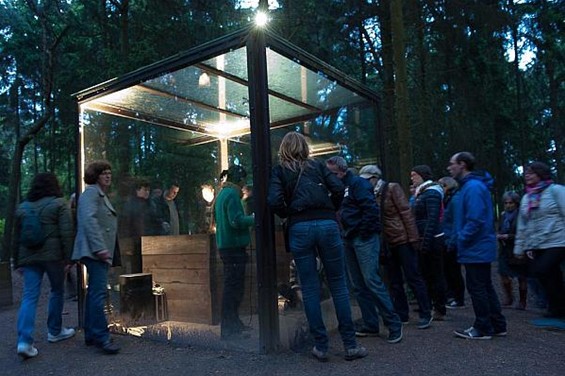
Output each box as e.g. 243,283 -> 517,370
390,0 -> 412,191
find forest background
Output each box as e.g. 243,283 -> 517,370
0,0 -> 563,261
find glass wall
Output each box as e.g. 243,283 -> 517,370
76,29 -> 381,349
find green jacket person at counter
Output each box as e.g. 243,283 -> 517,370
214,165 -> 255,339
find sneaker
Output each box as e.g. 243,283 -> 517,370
454,327 -> 492,340
311,346 -> 329,362
344,346 -> 368,361
494,330 -> 508,337
17,343 -> 38,359
417,316 -> 433,329
355,327 -> 379,337
445,300 -> 465,309
433,311 -> 446,321
97,339 -> 120,354
48,327 -> 76,343
387,326 -> 403,344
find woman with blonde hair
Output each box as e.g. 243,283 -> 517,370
268,132 -> 367,362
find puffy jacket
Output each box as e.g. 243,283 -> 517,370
338,170 -> 380,239
268,159 -> 344,226
14,196 -> 74,268
214,182 -> 254,250
514,184 -> 565,256
377,181 -> 419,246
413,181 -> 444,252
452,173 -> 496,263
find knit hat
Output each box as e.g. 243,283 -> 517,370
359,165 -> 382,179
411,165 -> 433,181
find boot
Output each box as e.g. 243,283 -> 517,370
501,278 -> 514,307
517,278 -> 527,310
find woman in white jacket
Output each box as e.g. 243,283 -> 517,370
514,162 -> 565,319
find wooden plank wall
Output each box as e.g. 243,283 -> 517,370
142,234 -> 215,324
141,231 -> 292,325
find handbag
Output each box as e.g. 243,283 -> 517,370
282,167 -> 304,253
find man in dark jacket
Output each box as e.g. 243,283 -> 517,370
326,157 -> 403,344
359,165 -> 433,329
448,152 -> 506,339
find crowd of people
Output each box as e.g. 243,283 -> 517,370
12,133 -> 565,362
268,133 -> 565,360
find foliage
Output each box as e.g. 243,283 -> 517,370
0,0 -> 563,227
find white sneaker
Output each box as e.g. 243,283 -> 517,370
17,343 -> 38,359
48,327 -> 76,343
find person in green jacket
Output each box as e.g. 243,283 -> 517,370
214,165 -> 254,339
14,172 -> 76,359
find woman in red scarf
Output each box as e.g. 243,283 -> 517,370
514,162 -> 565,319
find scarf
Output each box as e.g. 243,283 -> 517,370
525,179 -> 553,216
500,209 -> 517,234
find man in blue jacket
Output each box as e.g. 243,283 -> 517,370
326,157 -> 403,344
447,152 -> 506,339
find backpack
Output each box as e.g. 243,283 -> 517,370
19,199 -> 53,250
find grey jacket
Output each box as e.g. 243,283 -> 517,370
14,196 -> 74,268
514,184 -> 565,256
72,184 -> 118,263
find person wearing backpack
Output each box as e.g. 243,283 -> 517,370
14,172 -> 76,359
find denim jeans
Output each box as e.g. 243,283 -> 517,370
290,219 -> 357,351
387,243 -> 431,321
464,263 -> 506,335
82,257 -> 110,344
17,261 -> 65,345
219,247 -> 248,336
345,234 -> 402,331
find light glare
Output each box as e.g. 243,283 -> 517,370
255,11 -> 269,27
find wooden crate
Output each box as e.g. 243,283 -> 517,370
141,231 -> 292,325
142,234 -> 218,324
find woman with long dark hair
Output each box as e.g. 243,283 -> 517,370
14,172 -> 75,359
268,132 -> 367,362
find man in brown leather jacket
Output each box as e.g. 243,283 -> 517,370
359,165 -> 433,329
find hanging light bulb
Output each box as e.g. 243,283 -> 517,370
198,72 -> 210,87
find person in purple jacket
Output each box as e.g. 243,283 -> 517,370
447,152 -> 506,340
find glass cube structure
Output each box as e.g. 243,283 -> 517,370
74,26 -> 382,353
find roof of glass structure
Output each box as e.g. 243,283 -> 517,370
74,27 -> 379,146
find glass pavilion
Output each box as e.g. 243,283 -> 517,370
74,25 -> 383,353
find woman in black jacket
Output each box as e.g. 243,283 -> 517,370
268,132 -> 367,362
14,172 -> 76,359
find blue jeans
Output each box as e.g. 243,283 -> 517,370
345,234 -> 402,331
387,243 -> 431,321
17,261 -> 65,345
464,263 -> 506,335
290,219 -> 357,351
82,258 -> 110,344
219,247 -> 248,336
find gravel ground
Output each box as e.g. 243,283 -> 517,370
1,268 -> 564,376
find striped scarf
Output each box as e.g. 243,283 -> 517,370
525,179 -> 553,216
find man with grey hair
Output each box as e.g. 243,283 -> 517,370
326,156 -> 403,344
359,165 -> 433,329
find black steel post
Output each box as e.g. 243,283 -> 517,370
246,28 -> 280,354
